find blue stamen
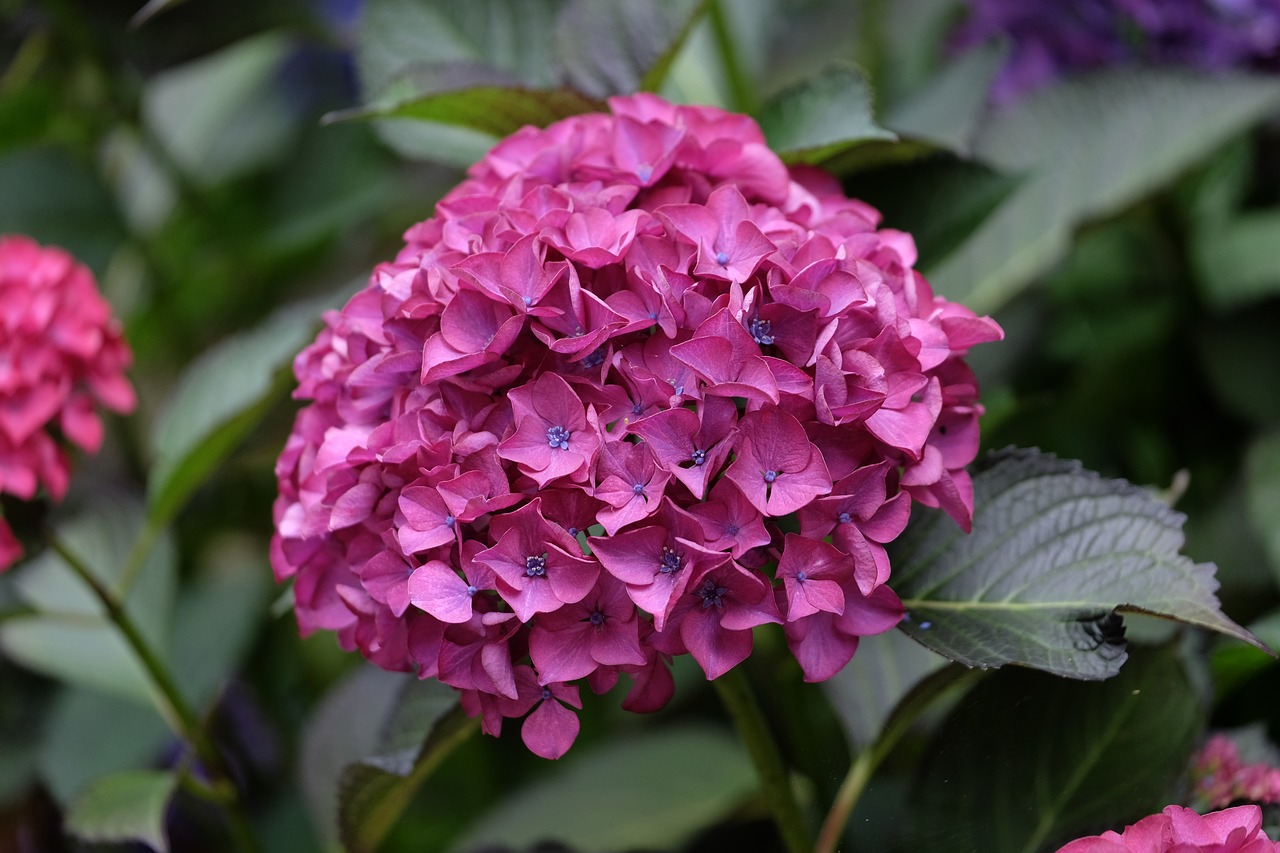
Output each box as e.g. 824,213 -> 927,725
763,470 -> 778,483
696,577 -> 729,610
659,546 -> 682,574
691,448 -> 707,466
837,512 -> 852,524
748,317 -> 774,346
546,425 -> 571,450
525,554 -> 548,578
589,610 -> 606,626
715,251 -> 730,265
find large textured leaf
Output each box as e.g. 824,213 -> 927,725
907,647 -> 1201,853
448,726 -> 756,852
885,42 -> 1005,154
0,502 -> 176,704
928,70 -> 1280,312
755,65 -> 896,164
38,688 -> 170,806
299,665 -> 409,848
148,287 -> 346,527
356,0 -> 564,163
65,770 -> 177,853
890,449 -> 1262,680
555,0 -> 707,96
338,680 -> 472,853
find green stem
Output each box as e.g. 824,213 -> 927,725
48,536 -> 262,853
815,664 -> 978,853
713,668 -> 812,853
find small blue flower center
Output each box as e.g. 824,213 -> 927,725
636,163 -> 653,183
589,610 -> 606,627
763,469 -> 779,483
581,348 -> 605,369
795,571 -> 808,583
837,512 -> 852,524
696,577 -> 729,610
546,425 -> 572,450
647,311 -> 658,321
522,295 -> 533,306
466,584 -> 477,596
715,250 -> 730,265
659,546 -> 682,574
748,317 -> 774,346
445,514 -> 455,528
726,522 -> 740,535
690,447 -> 707,466
541,686 -> 554,700
525,554 -> 548,578
632,483 -> 645,495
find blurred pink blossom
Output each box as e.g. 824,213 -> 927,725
0,235 -> 135,570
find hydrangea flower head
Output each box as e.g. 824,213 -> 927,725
1055,804 -> 1280,852
1191,734 -> 1280,809
271,94 -> 1002,757
0,235 -> 135,571
955,0 -> 1280,103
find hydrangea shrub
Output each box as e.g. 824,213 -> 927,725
271,94 -> 1002,758
0,235 -> 136,571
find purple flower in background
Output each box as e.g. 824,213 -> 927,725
955,0 -> 1280,103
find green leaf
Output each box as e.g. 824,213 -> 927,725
1,502 -> 176,703
65,769 -> 178,853
908,647 -> 1200,852
891,448 -> 1263,680
141,33 -> 294,185
756,65 -> 897,164
38,688 -> 170,806
333,65 -> 604,138
1197,309 -> 1280,426
338,681 -> 474,853
885,41 -> 1006,154
1192,211 -> 1280,311
555,0 -> 707,96
147,287 -> 347,527
0,147 -> 128,272
1246,430 -> 1280,585
170,549 -> 275,708
823,628 -> 949,751
1213,610 -> 1280,699
930,70 -> 1280,312
296,666 -> 463,845
356,0 -> 565,163
449,725 -> 756,852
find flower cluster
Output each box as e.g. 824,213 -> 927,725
1056,804 -> 1280,852
271,95 -> 1001,757
954,0 -> 1280,103
0,236 -> 135,571
1191,734 -> 1280,809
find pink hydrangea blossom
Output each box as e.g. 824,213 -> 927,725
1191,734 -> 1280,810
0,235 -> 135,571
271,94 -> 1002,756
1055,804 -> 1280,852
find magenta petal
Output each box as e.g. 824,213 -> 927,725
681,610 -> 753,680
408,562 -> 474,623
522,697 -> 580,760
530,623 -> 598,684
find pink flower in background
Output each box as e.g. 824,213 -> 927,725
0,235 -> 135,571
1055,804 -> 1280,852
271,94 -> 1001,756
1190,734 -> 1280,809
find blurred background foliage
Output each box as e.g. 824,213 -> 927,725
2,0 -> 1280,850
